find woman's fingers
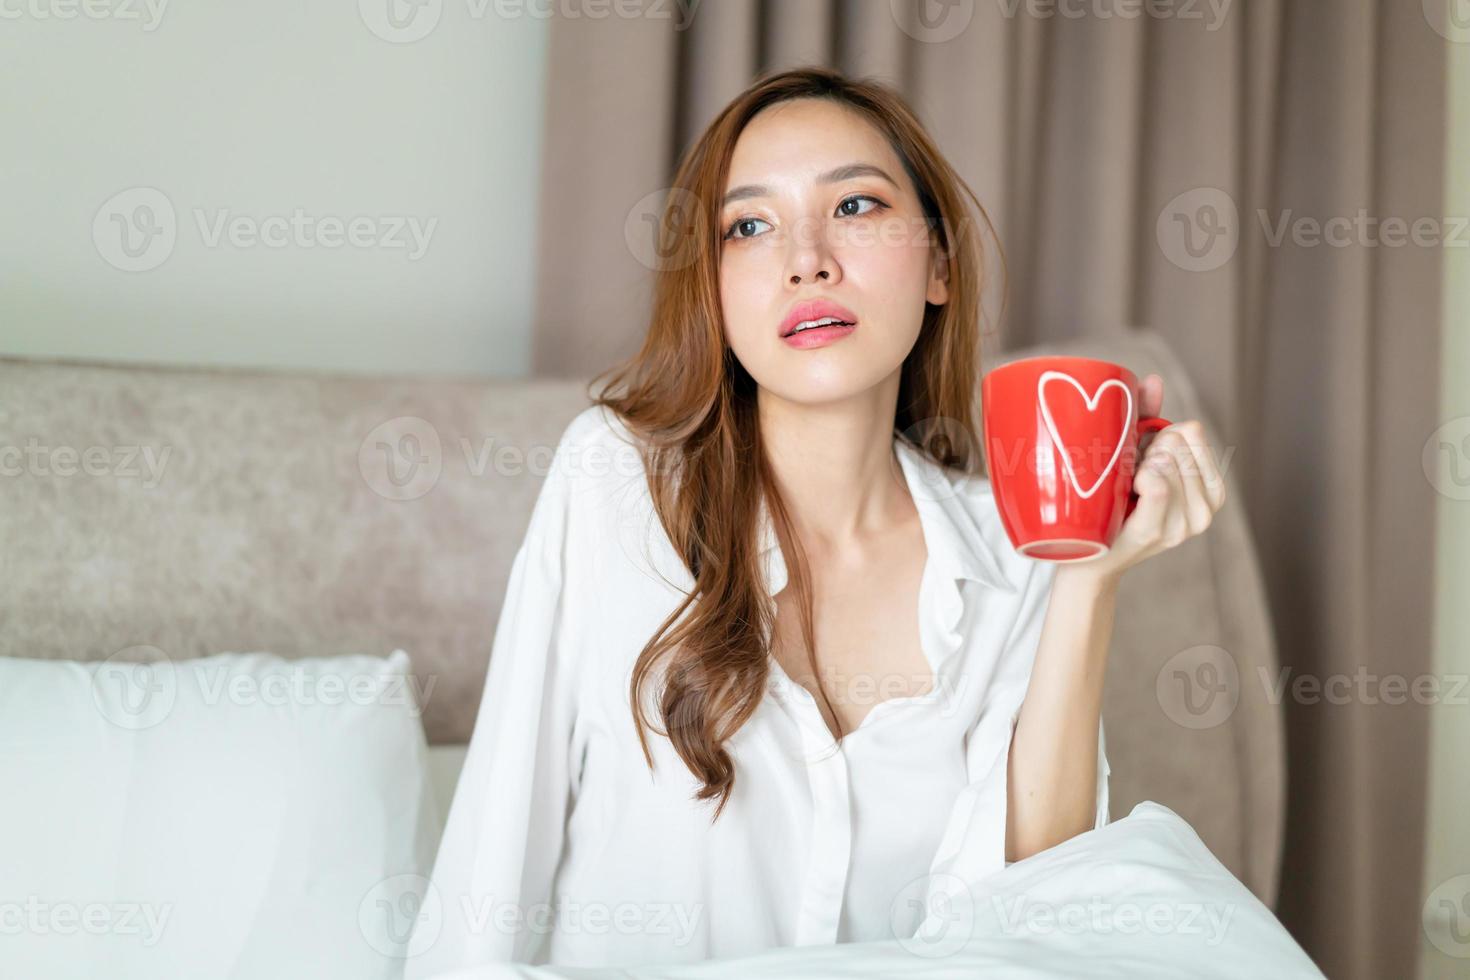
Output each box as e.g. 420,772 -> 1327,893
1139,373 -> 1166,421
1146,422 -> 1226,541
1119,415 -> 1230,564
1138,436 -> 1187,546
1173,442 -> 1215,534
1170,418 -> 1228,511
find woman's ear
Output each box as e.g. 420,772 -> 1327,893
926,247 -> 950,306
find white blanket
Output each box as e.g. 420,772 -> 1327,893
427,803 -> 1321,979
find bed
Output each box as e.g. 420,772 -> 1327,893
0,328 -> 1300,976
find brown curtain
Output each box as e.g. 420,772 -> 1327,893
530,3 -> 1447,977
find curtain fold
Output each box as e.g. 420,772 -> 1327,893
530,4 -> 1446,977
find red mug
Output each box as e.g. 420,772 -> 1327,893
981,355 -> 1171,561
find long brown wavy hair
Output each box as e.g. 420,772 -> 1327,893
589,66 -> 1004,819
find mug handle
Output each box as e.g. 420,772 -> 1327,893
1125,416 -> 1174,518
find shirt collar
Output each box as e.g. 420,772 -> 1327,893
757,433 -> 1015,597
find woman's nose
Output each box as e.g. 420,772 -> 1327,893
785,225 -> 840,285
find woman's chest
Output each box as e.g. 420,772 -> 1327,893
767,528 -> 934,738
558,692 -> 975,954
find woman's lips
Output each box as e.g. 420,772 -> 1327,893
781,321 -> 857,349
778,299 -> 860,338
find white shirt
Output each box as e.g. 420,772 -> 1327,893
407,404 -> 1109,974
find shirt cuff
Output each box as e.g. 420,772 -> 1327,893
1094,716 -> 1112,830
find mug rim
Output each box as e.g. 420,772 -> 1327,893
1017,538 -> 1111,562
985,353 -> 1133,376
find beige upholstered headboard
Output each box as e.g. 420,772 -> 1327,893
0,328 -> 1283,904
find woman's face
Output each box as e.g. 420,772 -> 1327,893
718,98 -> 948,406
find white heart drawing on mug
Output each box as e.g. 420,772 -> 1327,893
1037,370 -> 1134,500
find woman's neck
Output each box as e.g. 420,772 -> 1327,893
755,375 -> 910,549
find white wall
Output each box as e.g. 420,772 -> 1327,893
1420,18 -> 1470,980
0,1 -> 549,376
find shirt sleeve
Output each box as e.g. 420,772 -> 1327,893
404,419 -> 584,974
925,557 -> 1111,896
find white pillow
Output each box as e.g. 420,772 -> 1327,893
0,648 -> 441,980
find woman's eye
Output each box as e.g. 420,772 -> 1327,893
723,216 -> 771,240
722,196 -> 887,240
837,195 -> 885,218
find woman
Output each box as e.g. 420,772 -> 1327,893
408,67 -> 1226,972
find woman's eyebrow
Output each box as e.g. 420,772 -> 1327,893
721,163 -> 899,207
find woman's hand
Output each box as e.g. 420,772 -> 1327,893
1057,373 -> 1229,590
